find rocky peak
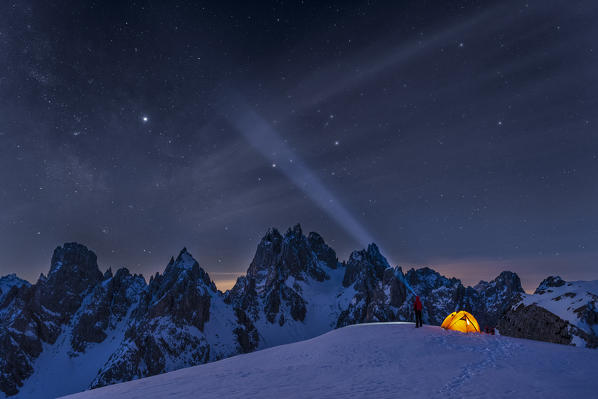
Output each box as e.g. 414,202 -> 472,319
246,224 -> 334,285
49,243 -> 101,278
246,228 -> 283,280
366,243 -> 389,267
0,273 -> 30,287
103,268 -> 114,280
141,249 -> 216,330
0,244 -> 106,396
535,275 -> 566,294
405,267 -> 457,291
471,271 -> 525,328
343,243 -> 390,288
476,271 -> 523,293
0,274 -> 30,301
228,225 -> 339,326
174,247 -> 196,268
160,248 -> 215,291
285,223 -> 303,238
337,244 -> 406,327
37,243 -> 103,318
307,232 -> 338,269
494,271 -> 523,292
348,243 -> 389,267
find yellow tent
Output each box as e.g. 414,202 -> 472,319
441,311 -> 480,333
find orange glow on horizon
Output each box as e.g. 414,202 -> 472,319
214,278 -> 239,291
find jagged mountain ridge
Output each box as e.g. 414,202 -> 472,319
0,224 -> 529,398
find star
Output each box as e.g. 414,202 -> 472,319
142,116 -> 149,123
272,163 -> 277,168
334,140 -> 340,146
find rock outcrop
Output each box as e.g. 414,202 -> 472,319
497,303 -> 573,345
497,276 -> 598,348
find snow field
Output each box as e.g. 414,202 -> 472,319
61,323 -> 598,399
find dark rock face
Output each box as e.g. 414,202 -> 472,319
576,300 -> 598,330
0,243 -> 105,396
0,329 -> 32,396
43,243 -> 104,321
472,271 -> 524,328
233,308 -> 259,353
70,268 -> 146,353
337,244 -> 403,327
227,224 -> 338,326
245,225 -> 334,284
90,249 -> 230,389
497,304 -> 573,345
142,249 -> 215,330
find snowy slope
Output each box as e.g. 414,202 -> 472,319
251,265 -> 350,348
61,323 -> 598,399
522,279 -> 598,336
12,307 -> 133,399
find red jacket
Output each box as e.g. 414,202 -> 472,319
414,296 -> 422,311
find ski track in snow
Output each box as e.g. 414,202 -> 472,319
61,323 -> 598,399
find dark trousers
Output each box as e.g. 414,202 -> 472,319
415,310 -> 423,328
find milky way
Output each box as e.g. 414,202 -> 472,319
0,1 -> 597,291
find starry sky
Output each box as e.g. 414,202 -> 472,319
1,0 -> 597,292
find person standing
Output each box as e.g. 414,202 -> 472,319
414,296 -> 423,328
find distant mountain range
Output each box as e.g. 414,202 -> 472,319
0,224 -> 596,398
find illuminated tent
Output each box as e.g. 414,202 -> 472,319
441,311 -> 480,333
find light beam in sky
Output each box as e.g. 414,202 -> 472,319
222,96 -> 376,249
287,4 -> 505,110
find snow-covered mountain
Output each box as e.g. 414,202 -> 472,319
0,225 -> 583,398
226,224 -> 524,344
89,248 -> 240,389
60,323 -> 598,399
498,276 -> 598,348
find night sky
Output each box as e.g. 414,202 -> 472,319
1,1 -> 597,291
